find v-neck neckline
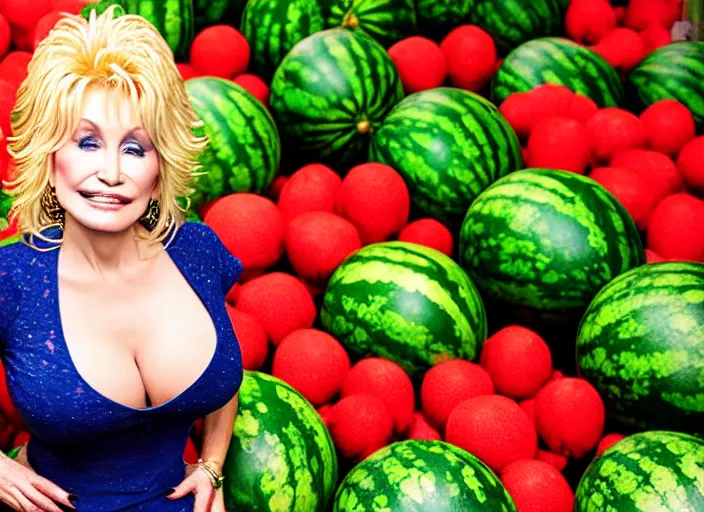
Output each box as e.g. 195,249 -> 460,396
46,224 -> 221,414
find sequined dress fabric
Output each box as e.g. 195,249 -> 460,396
0,222 -> 243,511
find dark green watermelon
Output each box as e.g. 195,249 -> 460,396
321,241 -> 487,377
185,77 -> 281,210
459,169 -> 645,325
628,42 -> 704,129
577,262 -> 704,433
333,440 -> 517,511
575,431 -> 704,511
270,28 -> 404,170
471,0 -> 566,52
240,0 -> 326,81
193,0 -> 245,31
223,371 -> 338,512
325,0 -> 416,47
415,0 -> 474,40
492,37 -> 624,107
369,87 -> 522,226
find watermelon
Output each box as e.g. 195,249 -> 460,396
193,0 -> 245,31
270,28 -> 404,170
576,262 -> 704,433
492,37 -> 624,107
320,241 -> 487,377
369,87 -> 522,227
459,169 -> 645,325
333,440 -> 517,511
241,0 -> 326,81
184,77 -> 280,211
223,371 -> 338,512
628,42 -> 704,129
83,0 -> 194,60
0,188 -> 12,232
324,0 -> 417,48
471,0 -> 566,52
415,0 -> 474,40
575,430 -> 704,511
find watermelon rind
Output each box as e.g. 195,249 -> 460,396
325,0 -> 417,48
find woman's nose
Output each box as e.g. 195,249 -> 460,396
97,151 -> 123,185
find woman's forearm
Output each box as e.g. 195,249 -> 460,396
199,393 -> 239,472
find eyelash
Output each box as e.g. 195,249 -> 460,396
77,136 -> 146,157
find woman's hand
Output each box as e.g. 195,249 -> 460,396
0,445 -> 75,511
166,463 -> 220,512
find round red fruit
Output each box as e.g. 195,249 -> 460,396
388,36 -> 446,93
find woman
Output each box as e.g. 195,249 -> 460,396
0,5 -> 243,511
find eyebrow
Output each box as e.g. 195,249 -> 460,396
77,118 -> 148,140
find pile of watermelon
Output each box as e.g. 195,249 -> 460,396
1,0 -> 704,510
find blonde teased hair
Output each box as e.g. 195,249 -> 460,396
4,5 -> 208,249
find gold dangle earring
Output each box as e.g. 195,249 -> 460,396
139,198 -> 160,231
41,185 -> 65,229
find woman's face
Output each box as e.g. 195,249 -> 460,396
52,87 -> 160,234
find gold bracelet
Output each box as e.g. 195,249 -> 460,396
192,458 -> 225,489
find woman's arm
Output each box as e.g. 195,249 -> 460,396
198,392 -> 239,473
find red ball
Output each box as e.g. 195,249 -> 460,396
479,325 -> 553,400
585,108 -> 648,163
0,50 -> 32,89
645,248 -> 665,263
277,163 -> 341,223
641,25 -> 671,53
233,74 -> 270,108
591,27 -> 646,73
190,25 -> 249,79
640,99 -> 696,158
536,450 -> 569,472
397,218 -> 454,256
518,398 -> 536,425
10,22 -> 32,52
342,358 -> 415,436
1,0 -> 50,28
32,10 -> 64,50
596,433 -> 626,457
611,149 -> 682,200
589,166 -> 659,230
526,117 -> 592,174
285,211 -> 361,285
267,175 -> 288,202
568,94 -> 599,125
534,377 -> 605,459
499,85 -> 576,142
336,162 -> 410,244
647,193 -> 704,263
272,328 -> 351,406
0,13 -> 10,59
500,459 -> 574,512
446,395 -> 538,473
203,193 -> 284,279
421,359 -> 495,430
327,394 -> 394,461
317,404 -> 332,427
406,412 -> 442,441
0,79 -> 15,138
183,437 -> 199,464
50,0 -> 94,14
226,307 -> 268,371
388,36 -> 447,93
677,136 -> 704,191
235,272 -> 317,345
624,0 -> 681,31
176,63 -> 200,81
565,0 -> 617,44
440,25 -> 497,91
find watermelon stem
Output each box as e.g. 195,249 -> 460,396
356,120 -> 371,134
342,12 -> 360,29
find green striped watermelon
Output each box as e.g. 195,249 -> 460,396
0,188 -> 12,233
576,262 -> 704,433
223,371 -> 338,512
241,0 -> 326,81
628,42 -> 704,129
575,430 -> 704,511
471,0 -> 566,51
415,0 -> 474,40
369,87 -> 523,227
270,28 -> 404,170
184,77 -> 280,211
333,440 -> 517,511
459,169 -> 645,324
83,0 -> 194,60
492,37 -> 624,107
325,0 -> 417,48
320,241 -> 487,377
